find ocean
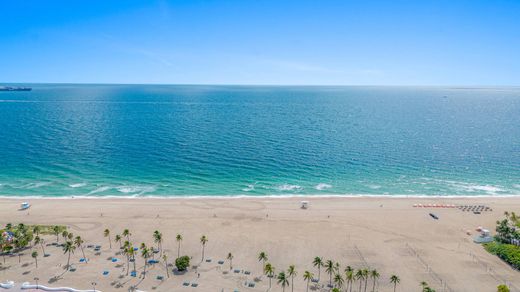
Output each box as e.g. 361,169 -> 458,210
0,84 -> 519,197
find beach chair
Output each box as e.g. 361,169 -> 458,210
130,271 -> 137,277
191,283 -> 199,287
182,281 -> 190,286
103,270 -> 109,275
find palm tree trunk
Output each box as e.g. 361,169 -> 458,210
108,236 -> 112,249
67,251 -> 71,269
81,246 -> 86,263
291,276 -> 294,292
40,242 -> 46,255
126,256 -> 129,275
372,279 -> 376,292
306,280 -> 309,292
143,261 -> 147,278
202,245 -> 205,261
165,260 -> 170,278
177,242 -> 180,258
359,280 -> 362,292
318,267 -> 321,281
393,283 -> 396,292
133,255 -> 136,273
364,278 -> 368,292
35,258 -> 38,268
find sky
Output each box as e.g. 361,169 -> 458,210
1,0 -> 519,85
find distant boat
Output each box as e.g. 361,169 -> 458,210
0,86 -> 32,91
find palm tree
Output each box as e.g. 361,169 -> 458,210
332,289 -> 340,292
227,252 -> 234,270
52,226 -> 60,243
176,234 -> 183,258
127,246 -> 136,275
115,234 -> 122,249
356,269 -> 364,292
141,245 -> 150,278
200,235 -> 208,261
74,236 -> 86,263
287,265 -> 297,292
258,251 -> 268,273
303,270 -> 314,292
312,257 -> 323,281
67,233 -> 73,240
153,230 -> 163,256
31,250 -> 38,268
103,229 -> 111,249
32,225 -> 41,237
390,275 -> 400,292
325,260 -> 334,287
277,271 -> 289,292
123,246 -> 131,276
264,262 -> 275,289
370,269 -> 380,292
62,241 -> 76,270
334,273 -> 344,289
122,229 -> 131,241
34,236 -> 45,255
61,230 -> 69,242
163,253 -> 170,278
362,269 -> 369,292
345,266 -> 354,292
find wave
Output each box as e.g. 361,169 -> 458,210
88,186 -> 112,195
314,183 -> 332,190
242,184 -> 255,192
69,183 -> 87,188
277,184 -> 302,191
116,185 -> 156,194
20,182 -> 52,189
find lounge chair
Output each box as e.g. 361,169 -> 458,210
156,275 -> 164,280
111,258 -> 118,262
244,271 -> 251,275
191,283 -> 198,287
233,269 -> 240,273
130,271 -> 137,277
205,258 -> 212,262
217,260 -> 224,265
182,282 -> 190,286
103,270 -> 109,275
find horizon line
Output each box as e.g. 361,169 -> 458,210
2,82 -> 520,88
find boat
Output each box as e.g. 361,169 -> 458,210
20,202 -> 31,210
0,86 -> 32,91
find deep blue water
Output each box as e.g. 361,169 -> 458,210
0,84 -> 519,197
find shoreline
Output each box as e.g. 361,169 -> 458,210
2,193 -> 520,200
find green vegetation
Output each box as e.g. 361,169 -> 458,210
497,284 -> 510,292
484,242 -> 520,269
420,281 -> 436,292
175,255 -> 190,271
484,212 -> 520,269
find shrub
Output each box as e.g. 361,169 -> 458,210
175,255 -> 190,271
484,242 -> 520,269
497,284 -> 510,292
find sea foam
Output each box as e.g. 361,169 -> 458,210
278,184 -> 302,191
69,183 -> 87,188
315,183 -> 332,190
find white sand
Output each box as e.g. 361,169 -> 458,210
1,196 -> 519,292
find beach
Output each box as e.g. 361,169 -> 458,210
1,196 -> 519,291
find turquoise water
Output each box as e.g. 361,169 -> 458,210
0,84 -> 519,197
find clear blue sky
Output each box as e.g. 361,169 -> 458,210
1,0 -> 519,85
